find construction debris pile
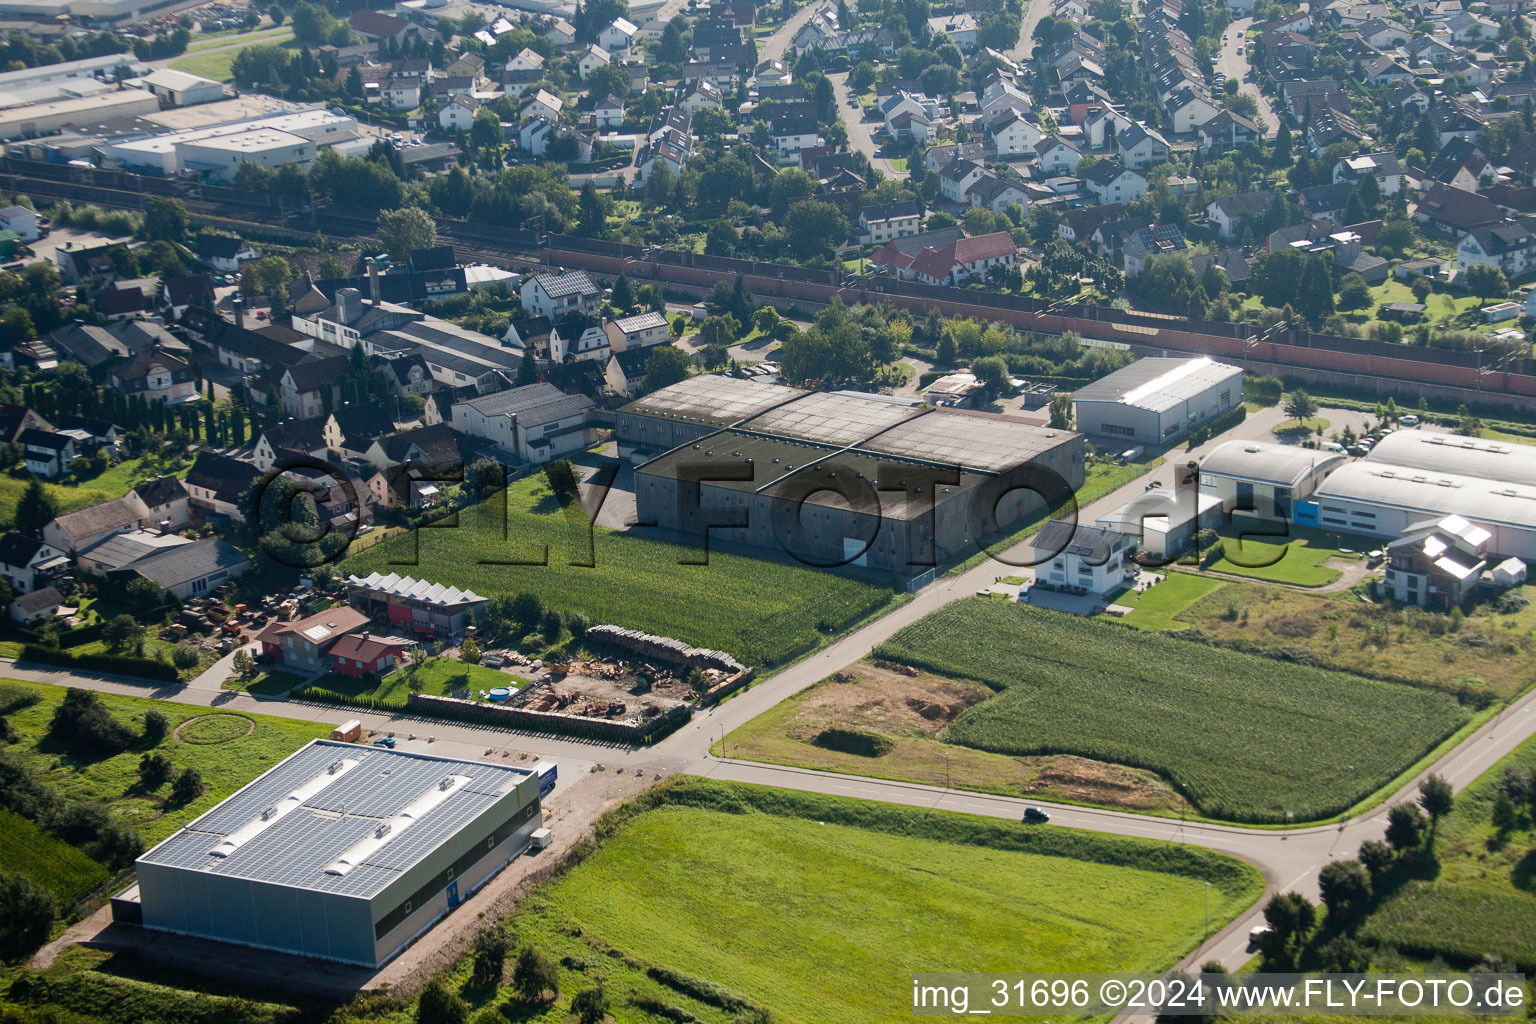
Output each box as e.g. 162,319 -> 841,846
586,625 -> 747,674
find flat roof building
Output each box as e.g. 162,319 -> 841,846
1198,439 -> 1346,518
623,377 -> 1084,575
123,740 -> 544,967
1313,433 -> 1536,559
1072,356 -> 1244,444
0,87 -> 158,140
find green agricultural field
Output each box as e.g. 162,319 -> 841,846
1360,731 -> 1536,968
427,778 -> 1261,1024
0,807 -> 109,903
1,680 -> 329,846
873,599 -> 1468,822
1119,578 -> 1536,700
343,475 -> 899,666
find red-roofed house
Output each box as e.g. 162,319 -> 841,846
255,604 -> 415,675
875,231 -> 1018,285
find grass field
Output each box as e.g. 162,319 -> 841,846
2,680 -> 329,846
1360,732 -> 1536,968
343,475 -> 900,666
872,599 -> 1468,822
0,475 -> 113,529
74,457 -> 189,497
1118,577 -> 1536,699
445,778 -> 1260,1024
169,29 -> 294,81
0,807 -> 109,903
220,669 -> 304,695
1209,523 -> 1361,587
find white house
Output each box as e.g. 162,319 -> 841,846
451,382 -> 596,464
593,94 -> 626,128
602,310 -> 671,351
521,270 -> 601,318
939,158 -> 987,202
438,92 -> 479,132
1083,160 -> 1148,204
989,109 -> 1045,155
1035,136 -> 1082,175
599,16 -> 638,52
520,89 -> 563,123
549,313 -> 610,363
1030,519 -> 1138,595
1116,122 -> 1171,170
507,47 -> 545,72
926,13 -> 979,49
0,205 -> 39,243
578,43 -> 611,79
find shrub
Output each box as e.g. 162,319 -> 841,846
811,728 -> 894,757
138,752 -> 172,789
571,984 -> 609,1024
21,645 -> 178,683
566,612 -> 592,639
417,979 -> 469,1024
142,708 -> 168,744
540,609 -> 563,644
170,642 -> 201,671
471,927 -> 511,987
512,945 -> 559,1003
49,688 -> 135,756
170,767 -> 204,805
0,870 -> 56,961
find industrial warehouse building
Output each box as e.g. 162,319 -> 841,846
118,741 -> 544,967
620,377 -> 1084,573
1312,431 -> 1536,559
1198,440 -> 1347,519
1071,357 -> 1244,444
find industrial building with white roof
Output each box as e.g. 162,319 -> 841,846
1313,432 -> 1536,558
1198,439 -> 1347,519
119,740 -> 545,967
1071,356 -> 1244,444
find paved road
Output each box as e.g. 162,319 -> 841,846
1008,0 -> 1059,61
828,71 -> 906,179
25,405 -> 1536,981
757,0 -> 820,66
1216,18 -> 1278,138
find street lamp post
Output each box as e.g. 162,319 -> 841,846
1204,881 -> 1210,940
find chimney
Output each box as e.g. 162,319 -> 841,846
367,259 -> 381,304
337,288 -> 362,325
233,295 -> 244,329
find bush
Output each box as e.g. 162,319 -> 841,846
566,612 -> 592,639
0,870 -> 56,961
170,642 -> 201,671
540,609 -> 563,644
471,927 -> 511,987
417,979 -> 469,1024
512,945 -> 559,1003
138,752 -> 172,789
49,688 -> 135,756
811,727 -> 893,757
142,708 -> 168,744
571,984 -> 609,1024
170,767 -> 204,804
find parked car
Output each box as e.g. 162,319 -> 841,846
372,736 -> 397,747
1401,414 -> 1420,426
1022,806 -> 1050,823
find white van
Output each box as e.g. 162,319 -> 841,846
1322,441 -> 1346,453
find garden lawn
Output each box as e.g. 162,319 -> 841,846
476,779 -> 1261,1024
1360,730 -> 1536,968
342,475 -> 899,666
1115,573 -> 1226,630
0,807 -> 109,903
1,680 -> 329,845
75,457 -> 188,497
221,669 -> 305,696
873,599 -> 1468,822
304,657 -> 526,707
1208,523 -> 1360,587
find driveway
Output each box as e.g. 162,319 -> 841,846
828,71 -> 906,179
1008,0 -> 1059,61
1216,18 -> 1277,137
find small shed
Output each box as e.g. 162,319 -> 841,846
11,585 -> 63,623
1491,556 -> 1527,587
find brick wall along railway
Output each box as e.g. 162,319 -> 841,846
5,151 -> 1534,413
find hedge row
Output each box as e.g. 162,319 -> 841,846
19,645 -> 179,683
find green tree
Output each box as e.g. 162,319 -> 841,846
571,984 -> 609,1024
1465,263 -> 1510,298
753,305 -> 780,335
785,199 -> 850,260
510,592 -> 543,630
460,637 -> 480,664
470,106 -> 502,152
1297,255 -> 1335,322
542,460 -> 579,506
512,945 -> 559,1003
1336,272 -> 1371,311
540,608 -> 563,644
1357,839 -> 1393,878
1317,859 -> 1372,926
1418,773 -> 1454,840
1048,393 -> 1074,430
1283,389 -> 1318,425
1385,802 -> 1427,852
142,708 -> 168,744
644,345 -> 690,391
417,979 -> 469,1024
1259,891 -> 1315,963
232,649 -> 255,679
610,273 -> 635,313
103,614 -> 143,653
171,642 -> 201,671
0,870 -> 56,961
14,478 -> 57,536
971,354 -> 1010,399
470,928 -> 511,987
267,2 -> 284,24
376,207 -> 438,264
141,196 -> 189,243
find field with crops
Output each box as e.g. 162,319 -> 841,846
343,475 -> 899,666
414,778 -> 1261,1024
1360,732 -> 1536,968
872,599 -> 1469,822
0,807 -> 108,903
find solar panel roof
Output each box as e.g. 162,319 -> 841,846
137,740 -> 532,899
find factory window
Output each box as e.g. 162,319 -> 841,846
404,900 -> 412,913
